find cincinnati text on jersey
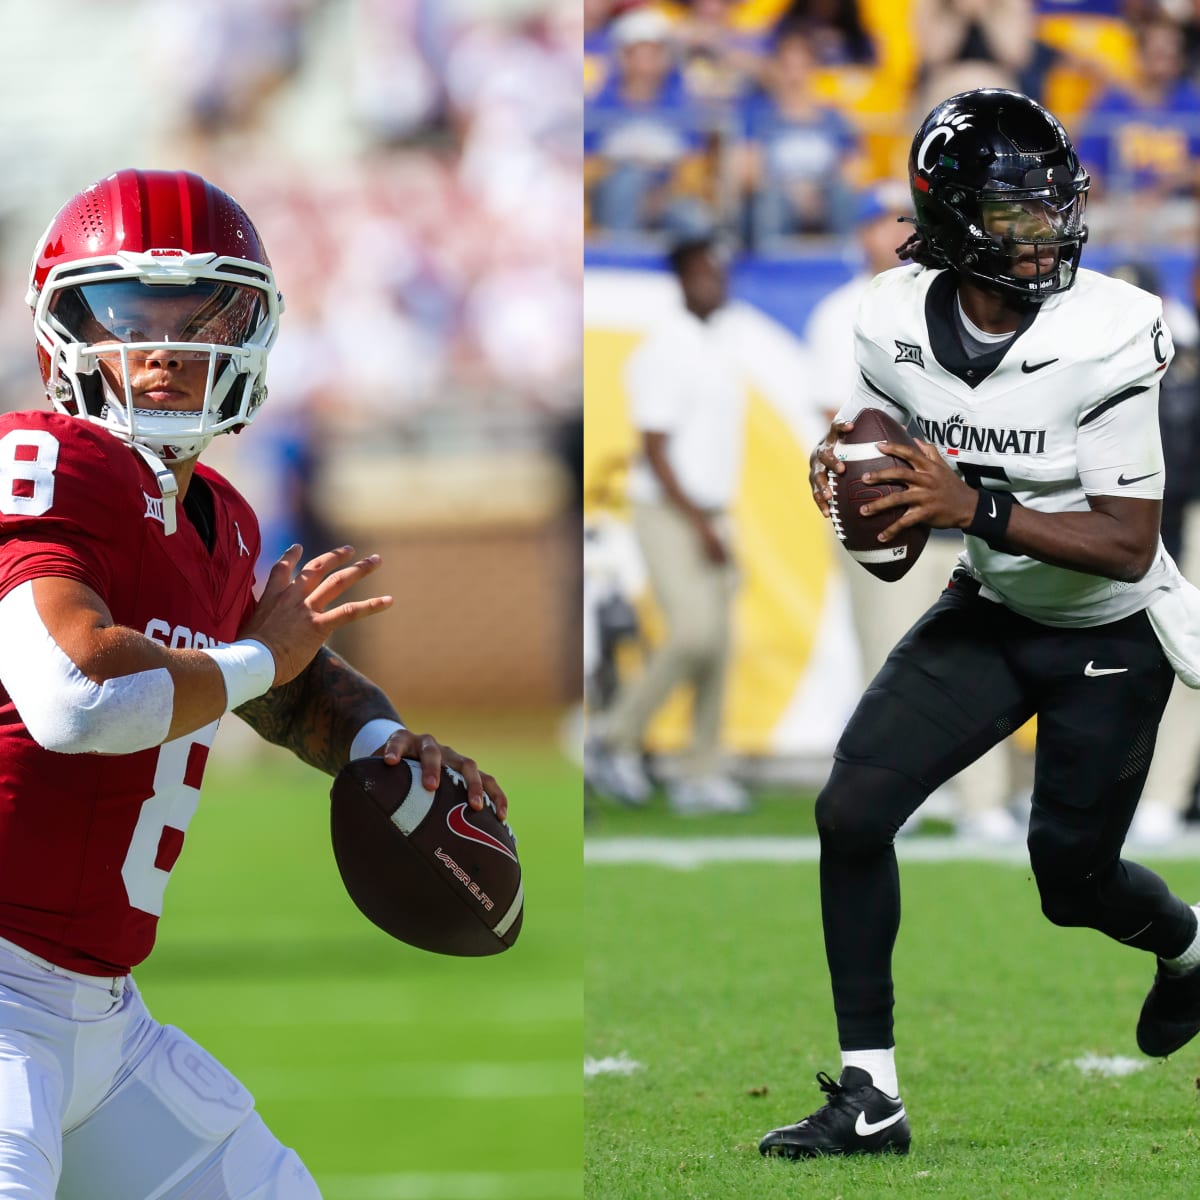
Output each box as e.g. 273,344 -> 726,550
914,414 -> 1048,456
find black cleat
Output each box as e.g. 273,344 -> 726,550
1137,961 -> 1200,1057
758,1067 -> 910,1159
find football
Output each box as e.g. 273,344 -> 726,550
829,407 -> 930,582
330,756 -> 522,956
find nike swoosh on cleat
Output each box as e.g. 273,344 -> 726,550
1021,358 -> 1059,373
854,1108 -> 907,1137
1117,472 -> 1159,486
1084,661 -> 1128,677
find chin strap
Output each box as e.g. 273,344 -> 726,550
129,441 -> 179,536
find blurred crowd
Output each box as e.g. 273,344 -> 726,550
0,0 -> 582,594
584,0 -> 1200,249
0,0 -> 582,438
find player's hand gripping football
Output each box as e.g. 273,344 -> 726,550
242,544 -> 393,687
859,440 -> 978,542
810,418 -> 854,518
366,728 -> 508,820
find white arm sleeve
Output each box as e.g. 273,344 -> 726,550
349,718 -> 407,761
0,580 -> 174,755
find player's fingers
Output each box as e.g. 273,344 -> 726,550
861,466 -> 916,486
859,489 -> 912,516
876,440 -> 919,463
381,729 -> 411,765
260,544 -> 303,595
451,755 -> 487,809
417,734 -> 443,791
313,595 -> 394,632
913,438 -> 942,463
306,555 -> 383,609
482,775 -> 508,820
296,545 -> 358,588
810,455 -> 831,491
817,447 -> 845,473
877,512 -> 917,542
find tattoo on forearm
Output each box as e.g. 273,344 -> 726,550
234,647 -> 401,776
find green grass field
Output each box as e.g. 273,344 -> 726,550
134,726 -> 581,1200
586,791 -> 1200,1199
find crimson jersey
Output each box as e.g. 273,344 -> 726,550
0,411 -> 260,975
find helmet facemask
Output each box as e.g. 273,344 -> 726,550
958,179 -> 1088,300
31,252 -> 280,461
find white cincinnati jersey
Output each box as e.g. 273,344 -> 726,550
836,265 -> 1178,628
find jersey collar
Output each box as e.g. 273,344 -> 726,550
925,271 -> 1041,389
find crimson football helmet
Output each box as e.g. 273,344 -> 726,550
908,89 -> 1089,300
27,169 -> 282,460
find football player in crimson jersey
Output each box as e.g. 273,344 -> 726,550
760,89 -> 1200,1159
0,169 -> 507,1198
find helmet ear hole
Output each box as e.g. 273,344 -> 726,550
77,372 -> 106,419
218,373 -> 249,424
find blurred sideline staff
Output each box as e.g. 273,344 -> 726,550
588,234 -> 750,814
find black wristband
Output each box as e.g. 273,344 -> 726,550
966,488 -> 1014,549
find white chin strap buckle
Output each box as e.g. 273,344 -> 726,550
129,442 -> 179,536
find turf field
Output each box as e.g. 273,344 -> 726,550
134,724 -> 581,1200
586,790 -> 1200,1199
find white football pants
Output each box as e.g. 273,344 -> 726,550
0,936 -> 321,1198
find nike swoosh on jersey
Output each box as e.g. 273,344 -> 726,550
1020,358 -> 1059,373
1084,661 -> 1128,676
854,1108 -> 907,1137
1117,472 -> 1159,486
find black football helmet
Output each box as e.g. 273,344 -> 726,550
908,89 -> 1089,300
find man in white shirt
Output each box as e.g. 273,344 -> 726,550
590,235 -> 749,813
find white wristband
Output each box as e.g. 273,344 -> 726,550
200,640 -> 276,712
350,718 -> 406,761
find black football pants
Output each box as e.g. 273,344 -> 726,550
818,572 -> 1196,1050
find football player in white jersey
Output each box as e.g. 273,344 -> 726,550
759,88 -> 1200,1159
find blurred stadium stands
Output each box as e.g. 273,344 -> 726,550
584,0 -> 1200,793
0,0 -> 582,715
586,0 -> 1200,288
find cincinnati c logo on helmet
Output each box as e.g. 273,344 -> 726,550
917,112 -> 974,172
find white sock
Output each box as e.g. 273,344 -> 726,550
1162,904 -> 1200,975
841,1048 -> 899,1098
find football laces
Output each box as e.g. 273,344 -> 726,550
828,474 -> 846,542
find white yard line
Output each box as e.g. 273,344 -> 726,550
584,1052 -> 644,1078
247,1060 -> 576,1100
1071,1054 -> 1146,1078
585,833 -> 1200,868
320,1169 -> 580,1200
